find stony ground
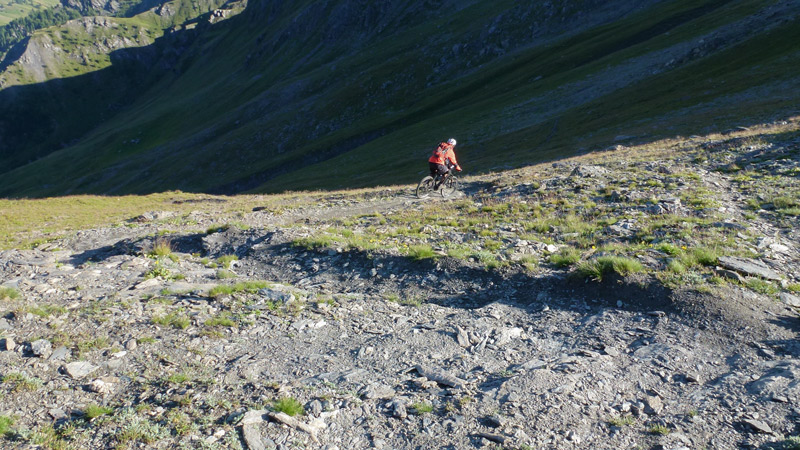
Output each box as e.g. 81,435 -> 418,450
1,120 -> 800,450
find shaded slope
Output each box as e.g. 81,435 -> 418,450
1,0 -> 799,197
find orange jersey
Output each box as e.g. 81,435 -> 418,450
428,142 -> 455,165
444,146 -> 459,168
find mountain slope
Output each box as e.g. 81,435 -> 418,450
0,120 -> 798,449
0,0 -> 799,197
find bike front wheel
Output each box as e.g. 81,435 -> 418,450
440,175 -> 458,197
416,176 -> 435,198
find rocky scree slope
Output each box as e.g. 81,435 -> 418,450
0,121 -> 800,449
1,0 -> 799,196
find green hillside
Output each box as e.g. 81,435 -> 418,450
0,0 -> 799,197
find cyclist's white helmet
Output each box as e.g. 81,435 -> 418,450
447,138 -> 457,145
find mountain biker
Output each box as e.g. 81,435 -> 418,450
428,138 -> 462,188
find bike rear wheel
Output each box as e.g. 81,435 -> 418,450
440,175 -> 458,197
416,176 -> 435,198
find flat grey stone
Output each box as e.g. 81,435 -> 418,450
49,408 -> 68,420
717,256 -> 781,281
742,418 -> 772,434
644,395 -> 663,415
780,292 -> 800,308
360,383 -> 395,400
48,346 -> 71,361
241,410 -> 268,450
64,361 -> 99,379
0,318 -> 11,331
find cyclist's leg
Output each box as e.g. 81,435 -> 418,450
433,164 -> 449,188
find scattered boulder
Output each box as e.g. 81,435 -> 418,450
1,337 -> 15,352
30,339 -> 52,358
570,165 -> 609,177
717,256 -> 781,281
780,292 -> 800,308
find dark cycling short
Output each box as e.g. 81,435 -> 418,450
429,162 -> 449,177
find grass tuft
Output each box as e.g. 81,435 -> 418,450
85,404 -> 114,420
405,244 -> 440,261
549,247 -> 581,267
0,415 -> 13,436
0,287 -> 21,300
273,397 -> 304,416
577,256 -> 644,281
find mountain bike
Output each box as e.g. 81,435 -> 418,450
416,171 -> 460,199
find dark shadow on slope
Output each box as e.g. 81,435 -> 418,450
0,5 -> 242,179
0,37 -> 30,72
66,232 -> 207,265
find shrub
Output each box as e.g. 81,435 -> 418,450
577,256 -> 644,281
273,397 -> 304,416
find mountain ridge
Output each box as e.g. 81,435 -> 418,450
1,0 -> 799,197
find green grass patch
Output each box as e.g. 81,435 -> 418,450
2,373 -> 42,392
166,373 -> 191,385
205,313 -> 236,327
216,269 -> 236,279
207,281 -> 272,298
549,247 -> 581,267
217,254 -> 238,269
656,242 -> 681,256
648,424 -> 671,435
273,397 -> 304,416
0,415 -> 13,436
780,207 -> 800,216
577,256 -> 644,281
666,259 -> 686,274
607,415 -> 635,427
411,402 -> 433,415
746,278 -> 779,295
26,303 -> 67,317
405,244 -> 439,261
85,404 -> 114,420
151,311 -> 190,329
148,239 -> 174,259
0,287 -> 20,300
